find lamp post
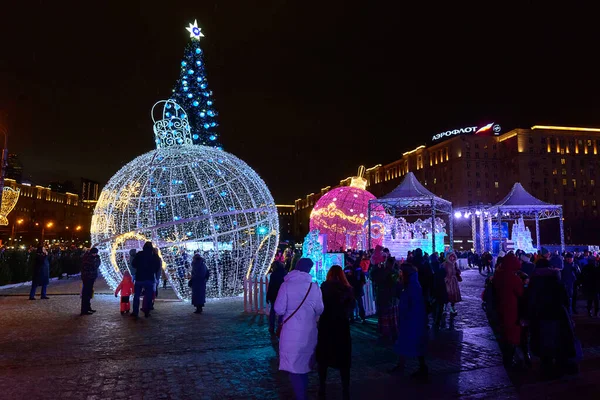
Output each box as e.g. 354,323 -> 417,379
41,221 -> 54,244
11,218 -> 24,244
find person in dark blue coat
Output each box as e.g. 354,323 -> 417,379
266,261 -> 287,333
29,246 -> 50,300
131,242 -> 161,318
391,263 -> 428,378
191,254 -> 210,314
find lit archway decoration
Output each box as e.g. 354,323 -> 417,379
0,187 -> 20,226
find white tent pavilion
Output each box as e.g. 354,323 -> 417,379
368,172 -> 454,253
484,182 -> 564,253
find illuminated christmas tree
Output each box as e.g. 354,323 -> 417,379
170,20 -> 221,148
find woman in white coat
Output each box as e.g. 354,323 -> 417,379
275,258 -> 324,400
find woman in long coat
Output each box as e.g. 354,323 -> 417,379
443,252 -> 462,314
316,265 -> 354,400
392,264 -> 428,378
190,254 -> 210,314
275,258 -> 324,400
492,253 -> 525,366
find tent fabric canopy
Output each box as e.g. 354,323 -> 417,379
378,172 -> 451,206
489,182 -> 561,211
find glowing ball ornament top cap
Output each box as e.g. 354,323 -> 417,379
91,100 -> 279,299
309,166 -> 384,252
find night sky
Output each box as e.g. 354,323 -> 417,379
1,2 -> 599,203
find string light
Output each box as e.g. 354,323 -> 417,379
171,21 -> 220,148
310,185 -> 384,251
91,101 -> 278,299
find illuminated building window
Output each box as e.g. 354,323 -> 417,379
433,178 -> 437,184
562,179 -> 567,186
562,169 -> 566,176
595,140 -> 598,155
560,149 -> 565,155
552,169 -> 557,175
572,179 -> 577,188
593,199 -> 597,207
583,199 -> 587,207
554,188 -> 558,194
494,181 -> 499,188
591,179 -> 596,187
561,158 -> 566,165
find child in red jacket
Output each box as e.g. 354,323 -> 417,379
115,271 -> 135,315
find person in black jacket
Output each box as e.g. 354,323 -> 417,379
266,261 -> 287,334
581,257 -> 600,318
317,265 -> 354,400
131,242 -> 162,318
80,247 -> 100,315
527,260 -> 577,378
29,246 -> 51,300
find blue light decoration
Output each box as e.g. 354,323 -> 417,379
257,226 -> 268,235
169,22 -> 221,148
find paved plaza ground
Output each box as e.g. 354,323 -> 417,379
1,270 -> 600,399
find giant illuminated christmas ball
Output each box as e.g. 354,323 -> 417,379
309,168 -> 384,252
91,100 -> 279,299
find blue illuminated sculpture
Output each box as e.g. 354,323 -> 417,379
170,20 -> 221,148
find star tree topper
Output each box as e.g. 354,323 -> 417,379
186,20 -> 205,40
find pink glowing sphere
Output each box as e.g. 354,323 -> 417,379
309,186 -> 384,252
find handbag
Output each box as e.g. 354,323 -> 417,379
276,283 -> 313,338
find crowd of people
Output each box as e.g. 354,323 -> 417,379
484,247 -> 599,379
267,244 -> 600,398
266,245 -> 467,400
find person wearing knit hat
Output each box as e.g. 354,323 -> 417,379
520,254 -> 535,277
274,257 -> 324,400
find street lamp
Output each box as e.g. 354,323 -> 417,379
41,221 -> 54,243
10,218 -> 24,243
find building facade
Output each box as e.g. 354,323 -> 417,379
294,125 -> 600,245
1,178 -> 96,247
